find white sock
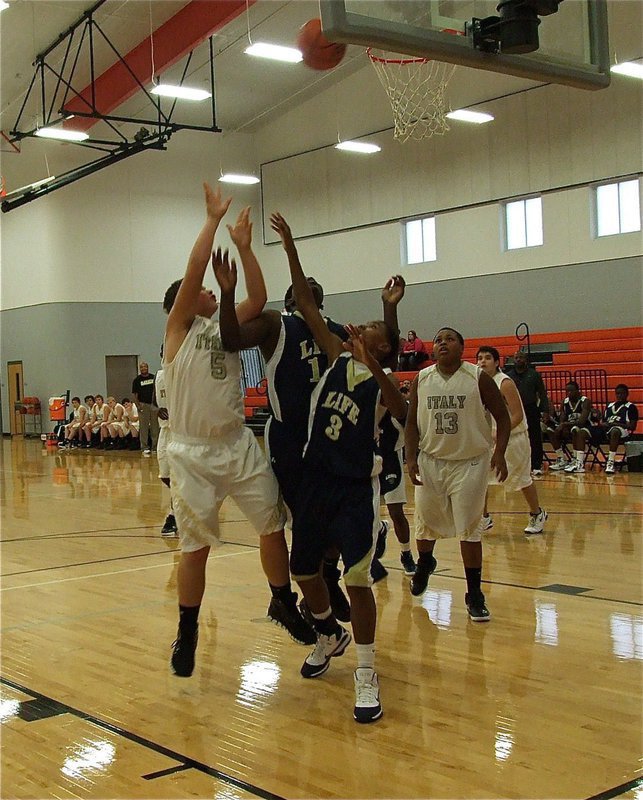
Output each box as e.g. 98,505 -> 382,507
555,449 -> 564,459
355,643 -> 375,671
575,450 -> 585,463
311,607 -> 332,621
400,542 -> 411,553
607,453 -> 615,463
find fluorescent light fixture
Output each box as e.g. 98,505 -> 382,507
219,173 -> 260,185
245,42 -> 303,63
151,84 -> 211,101
35,127 -> 89,142
446,109 -> 494,124
611,61 -> 643,80
335,141 -> 381,154
0,1 -> 10,11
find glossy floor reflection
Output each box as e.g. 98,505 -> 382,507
1,437 -> 641,799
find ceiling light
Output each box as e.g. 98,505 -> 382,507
35,127 -> 89,142
0,1 -> 10,11
446,109 -> 494,124
219,173 -> 260,185
245,43 -> 303,63
611,61 -> 643,80
335,141 -> 381,154
151,84 -> 211,101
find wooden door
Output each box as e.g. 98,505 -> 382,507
7,361 -> 24,435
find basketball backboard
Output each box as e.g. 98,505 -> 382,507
319,0 -> 610,89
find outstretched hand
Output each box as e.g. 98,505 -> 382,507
227,206 -> 252,250
204,182 -> 232,222
382,274 -> 406,305
212,247 -> 237,294
342,323 -> 374,367
270,212 -> 294,249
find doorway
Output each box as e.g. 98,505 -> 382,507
7,361 -> 24,436
105,355 -> 139,402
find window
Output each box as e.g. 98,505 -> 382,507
595,178 -> 641,237
504,197 -> 543,250
404,216 -> 436,264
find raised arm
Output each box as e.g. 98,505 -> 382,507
212,248 -> 241,352
479,370 -> 509,482
344,324 -> 407,421
381,275 -> 405,336
404,376 -> 422,485
225,207 -> 267,324
165,183 -> 232,359
270,212 -> 343,361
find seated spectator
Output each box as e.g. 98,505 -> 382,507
62,397 -> 88,448
548,381 -> 595,473
399,379 -> 411,396
83,394 -> 107,448
122,399 -> 140,450
597,384 -> 639,474
103,397 -> 125,448
398,330 -> 430,371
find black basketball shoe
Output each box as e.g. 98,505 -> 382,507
268,593 -> 316,645
171,627 -> 198,677
410,554 -> 437,596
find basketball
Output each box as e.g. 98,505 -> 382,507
296,18 -> 347,71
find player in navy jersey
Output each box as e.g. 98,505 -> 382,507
598,384 -> 639,473
270,212 -> 406,724
548,381 -> 594,473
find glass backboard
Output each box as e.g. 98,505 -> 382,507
320,0 -> 609,89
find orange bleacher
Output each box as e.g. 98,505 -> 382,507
395,326 -> 642,434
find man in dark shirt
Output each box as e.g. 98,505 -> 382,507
504,350 -> 550,475
132,361 -> 159,455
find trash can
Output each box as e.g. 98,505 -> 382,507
625,441 -> 643,473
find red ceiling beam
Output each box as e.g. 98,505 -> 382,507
64,0 -> 255,131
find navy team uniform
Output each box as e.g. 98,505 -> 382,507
265,312 -> 346,513
290,352 -> 382,587
378,409 -> 405,500
563,396 -> 594,435
602,401 -> 638,439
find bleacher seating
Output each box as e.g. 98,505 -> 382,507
397,327 -> 642,435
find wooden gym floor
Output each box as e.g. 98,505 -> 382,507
1,436 -> 641,800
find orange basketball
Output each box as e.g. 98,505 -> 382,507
297,18 -> 347,71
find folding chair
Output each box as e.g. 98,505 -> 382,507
574,369 -> 609,469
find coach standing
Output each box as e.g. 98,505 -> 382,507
132,361 -> 159,455
505,350 -> 550,476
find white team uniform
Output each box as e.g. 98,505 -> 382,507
155,370 -> 170,480
122,402 -> 139,434
67,404 -> 87,433
164,316 -> 285,553
488,372 -> 532,492
414,361 -> 493,542
108,403 -> 127,433
89,403 -> 107,433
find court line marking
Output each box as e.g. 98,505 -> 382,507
0,675 -> 286,800
585,775 -> 643,800
0,549 -> 254,592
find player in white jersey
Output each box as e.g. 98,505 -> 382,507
121,399 -> 139,449
83,394 -> 107,448
162,183 -> 313,678
405,328 -> 510,622
154,361 -> 177,536
476,347 -> 548,535
104,397 -> 126,449
62,397 -> 87,448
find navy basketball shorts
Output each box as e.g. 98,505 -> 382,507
290,463 -> 380,588
265,417 -> 306,515
379,448 -> 407,505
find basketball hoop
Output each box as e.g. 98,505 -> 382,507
368,48 -> 456,142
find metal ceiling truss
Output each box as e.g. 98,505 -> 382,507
2,0 -> 220,213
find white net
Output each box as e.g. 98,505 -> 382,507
368,49 -> 456,142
